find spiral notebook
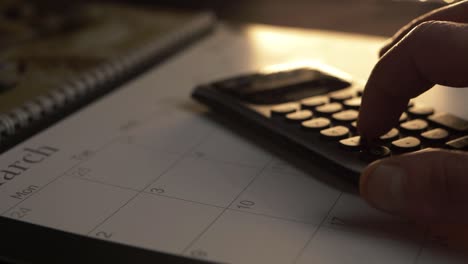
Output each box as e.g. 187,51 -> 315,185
0,2 -> 215,153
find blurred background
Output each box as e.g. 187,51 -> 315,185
138,0 -> 450,36
0,0 -> 455,37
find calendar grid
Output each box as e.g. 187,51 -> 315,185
86,126 -> 220,236
1,113 -> 457,263
1,136 -> 122,216
292,192 -> 343,263
73,169 -> 344,227
181,158 -> 273,254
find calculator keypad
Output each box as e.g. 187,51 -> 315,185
195,66 -> 468,178
266,87 -> 468,160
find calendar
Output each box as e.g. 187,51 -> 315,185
0,24 -> 465,263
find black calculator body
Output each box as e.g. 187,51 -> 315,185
191,62 -> 468,184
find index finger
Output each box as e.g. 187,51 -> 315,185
358,21 -> 468,140
380,0 -> 468,56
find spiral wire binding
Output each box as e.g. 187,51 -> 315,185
0,12 -> 215,152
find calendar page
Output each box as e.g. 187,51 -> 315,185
0,24 -> 465,263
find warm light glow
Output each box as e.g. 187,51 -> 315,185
261,60 -> 353,83
245,25 -> 307,56
243,24 -> 383,81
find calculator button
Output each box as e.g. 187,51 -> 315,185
369,146 -> 391,157
391,136 -> 421,151
360,145 -> 392,161
286,110 -> 313,122
428,113 -> 468,132
380,128 -> 399,141
343,97 -> 361,109
445,136 -> 468,150
271,103 -> 299,115
329,90 -> 354,102
421,128 -> 449,141
408,105 -> 434,117
301,96 -> 328,108
320,126 -> 349,140
332,109 -> 359,122
315,102 -> 343,114
399,112 -> 408,122
400,119 -> 428,132
351,121 -> 357,129
301,117 -> 331,130
339,136 -> 362,150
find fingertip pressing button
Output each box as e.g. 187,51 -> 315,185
360,145 -> 391,162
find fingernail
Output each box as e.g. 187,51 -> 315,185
362,163 -> 406,214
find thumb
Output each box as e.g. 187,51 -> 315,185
360,148 -> 468,224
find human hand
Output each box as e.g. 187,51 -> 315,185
357,0 -> 468,247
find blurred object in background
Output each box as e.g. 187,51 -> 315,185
0,0 -> 85,49
393,0 -> 458,4
123,0 -> 450,36
0,0 -> 199,113
0,0 -> 212,150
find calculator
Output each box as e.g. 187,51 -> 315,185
191,62 -> 468,183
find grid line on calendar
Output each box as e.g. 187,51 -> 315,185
86,127 -> 221,236
292,192 -> 344,264
73,165 -> 345,227
181,158 -> 274,254
1,136 -> 123,216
